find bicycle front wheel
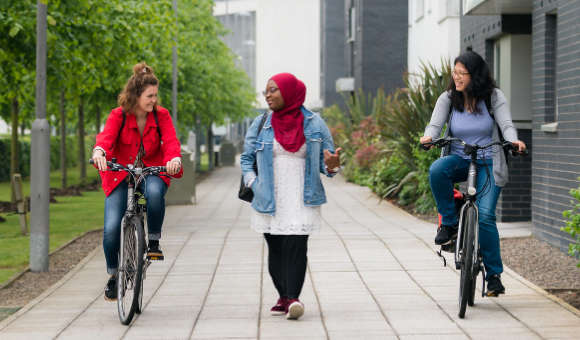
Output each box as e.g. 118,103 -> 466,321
117,215 -> 145,325
458,206 -> 476,319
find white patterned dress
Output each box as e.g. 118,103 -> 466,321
251,139 -> 322,235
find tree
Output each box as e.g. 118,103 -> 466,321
0,0 -> 36,200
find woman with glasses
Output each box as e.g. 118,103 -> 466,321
241,73 -> 341,320
420,51 -> 526,296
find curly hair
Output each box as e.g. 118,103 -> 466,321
447,51 -> 497,112
118,62 -> 159,113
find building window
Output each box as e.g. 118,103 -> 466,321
438,0 -> 460,22
545,13 -> 558,123
494,43 -> 500,88
347,4 -> 356,42
415,0 -> 424,22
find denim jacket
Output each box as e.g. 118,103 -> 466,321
240,107 -> 337,214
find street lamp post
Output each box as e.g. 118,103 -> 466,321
172,0 -> 178,129
30,0 -> 50,272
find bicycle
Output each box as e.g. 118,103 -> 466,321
421,137 -> 526,318
90,158 -> 169,325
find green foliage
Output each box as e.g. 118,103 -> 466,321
562,177 -> 580,267
0,136 -> 90,182
323,61 -> 451,214
1,0 -> 256,183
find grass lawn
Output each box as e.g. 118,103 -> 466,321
0,190 -> 105,285
0,165 -> 103,285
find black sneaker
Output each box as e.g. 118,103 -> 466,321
104,275 -> 117,301
435,223 -> 458,245
147,240 -> 164,261
486,274 -> 505,296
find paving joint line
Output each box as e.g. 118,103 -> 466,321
328,183 -> 472,339
320,214 -> 401,340
0,247 -> 100,332
186,201 -> 241,339
306,262 -> 331,340
119,231 -> 196,339
257,239 -> 264,340
338,181 -> 548,339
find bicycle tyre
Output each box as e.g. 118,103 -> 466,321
458,206 -> 476,318
135,215 -> 146,314
117,216 -> 144,325
467,275 -> 477,306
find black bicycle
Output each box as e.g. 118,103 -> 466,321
421,137 -> 526,318
90,158 -> 168,325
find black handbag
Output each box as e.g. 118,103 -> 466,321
238,113 -> 268,202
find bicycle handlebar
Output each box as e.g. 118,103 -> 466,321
89,159 -> 167,174
419,137 -> 528,157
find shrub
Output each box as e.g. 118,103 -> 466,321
562,177 -> 580,267
323,61 -> 451,215
0,135 -> 90,182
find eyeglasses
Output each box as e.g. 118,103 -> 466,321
452,70 -> 470,78
262,87 -> 279,96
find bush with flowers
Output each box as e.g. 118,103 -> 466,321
322,61 -> 451,214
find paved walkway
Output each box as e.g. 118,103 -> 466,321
0,165 -> 578,339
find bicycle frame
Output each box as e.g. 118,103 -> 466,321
89,158 -> 168,324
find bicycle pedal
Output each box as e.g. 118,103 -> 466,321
147,254 -> 164,261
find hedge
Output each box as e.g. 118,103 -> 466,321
0,135 -> 94,182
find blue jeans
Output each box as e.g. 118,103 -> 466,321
429,155 -> 503,278
103,175 -> 167,274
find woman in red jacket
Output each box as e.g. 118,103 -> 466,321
91,62 -> 182,301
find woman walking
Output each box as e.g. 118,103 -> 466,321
420,51 -> 526,296
241,73 -> 341,319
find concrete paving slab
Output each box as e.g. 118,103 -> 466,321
0,167 -> 577,339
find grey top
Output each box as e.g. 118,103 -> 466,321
449,100 -> 494,160
424,88 -> 518,187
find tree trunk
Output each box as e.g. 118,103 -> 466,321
195,116 -> 202,172
207,122 -> 214,171
95,103 -> 101,133
78,97 -> 86,181
10,97 -> 19,203
60,90 -> 67,189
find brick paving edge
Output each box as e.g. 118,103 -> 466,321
503,266 -> 580,317
0,228 -> 102,291
0,246 -> 100,331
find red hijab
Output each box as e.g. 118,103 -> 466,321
270,73 -> 306,152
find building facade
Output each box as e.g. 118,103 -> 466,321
463,0 -> 580,252
407,0 -> 461,83
321,0 -> 408,108
214,0 -> 322,110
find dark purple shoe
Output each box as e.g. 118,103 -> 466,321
270,297 -> 287,316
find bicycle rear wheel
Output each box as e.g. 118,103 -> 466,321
117,215 -> 145,325
458,206 -> 476,318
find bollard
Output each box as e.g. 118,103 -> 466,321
165,149 -> 196,205
12,174 -> 28,235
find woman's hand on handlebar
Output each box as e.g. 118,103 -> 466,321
92,150 -> 108,171
166,158 -> 181,175
419,136 -> 433,149
512,140 -> 527,153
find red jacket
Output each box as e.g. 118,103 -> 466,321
94,106 -> 183,196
